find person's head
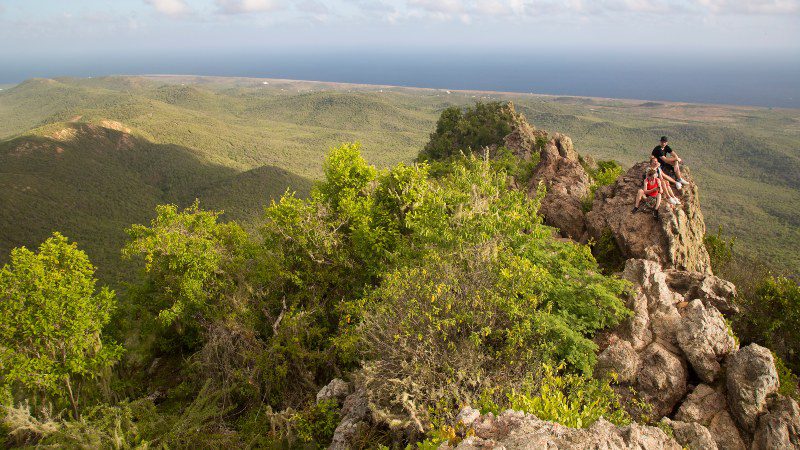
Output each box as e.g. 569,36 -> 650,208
646,168 -> 657,179
649,155 -> 659,167
660,136 -> 668,147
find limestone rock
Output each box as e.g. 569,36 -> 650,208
708,409 -> 748,450
329,388 -> 371,450
316,378 -> 352,405
662,419 -> 718,450
636,342 -> 688,417
665,269 -> 739,315
445,410 -> 681,449
726,344 -> 780,433
675,384 -> 728,425
586,162 -> 711,273
528,136 -> 592,240
596,339 -> 639,383
753,395 -> 800,450
676,300 -> 737,383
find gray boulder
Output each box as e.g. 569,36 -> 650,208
316,378 -> 352,405
444,410 -> 681,449
753,395 -> 800,450
636,342 -> 688,417
726,344 -> 780,433
595,339 -> 639,383
676,300 -> 737,383
662,418 -> 718,450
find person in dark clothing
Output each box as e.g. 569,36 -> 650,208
652,136 -> 688,188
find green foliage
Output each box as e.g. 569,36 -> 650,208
418,102 -> 515,161
704,226 -> 736,272
732,276 -> 800,373
591,229 -> 626,275
773,353 -> 800,402
490,146 -> 539,184
123,201 -> 250,327
506,364 -> 630,428
0,233 -> 122,415
293,399 -> 341,446
582,160 -> 622,213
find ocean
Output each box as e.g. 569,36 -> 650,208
3,49 -> 799,108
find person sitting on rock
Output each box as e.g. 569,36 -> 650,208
648,155 -> 681,206
632,168 -> 663,219
652,136 -> 688,189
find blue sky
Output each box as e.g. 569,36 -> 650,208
1,0 -> 798,57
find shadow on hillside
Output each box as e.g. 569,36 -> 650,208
0,123 -> 313,285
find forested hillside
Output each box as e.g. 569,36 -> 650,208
1,75 -> 797,280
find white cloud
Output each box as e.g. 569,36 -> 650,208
408,0 -> 466,14
695,0 -> 800,14
143,0 -> 191,16
216,0 -> 284,14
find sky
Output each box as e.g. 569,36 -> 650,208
1,0 -> 798,56
0,0 -> 798,104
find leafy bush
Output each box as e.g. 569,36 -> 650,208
358,156 -> 630,430
418,102 -> 516,161
591,229 -> 626,274
704,226 -> 736,272
774,353 -> 799,401
734,276 -> 800,373
0,233 -> 122,416
582,160 -> 622,213
506,364 -> 630,428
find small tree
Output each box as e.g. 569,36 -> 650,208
0,233 -> 122,417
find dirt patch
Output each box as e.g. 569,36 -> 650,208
52,127 -> 78,141
100,120 -> 132,133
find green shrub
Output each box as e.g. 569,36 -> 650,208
358,156 -> 630,430
293,399 -> 341,446
0,233 -> 122,417
735,276 -> 800,373
506,364 -> 630,428
705,226 -> 736,272
774,353 -> 800,401
418,102 -> 516,161
591,229 -> 626,275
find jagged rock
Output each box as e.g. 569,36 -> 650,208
675,384 -> 727,424
586,162 -> 712,274
662,418 -> 718,450
676,300 -> 737,383
726,344 -> 780,433
595,339 -> 639,383
636,342 -> 688,417
329,388 -> 371,450
316,378 -> 352,404
455,406 -> 481,428
443,410 -> 681,449
501,105 -> 542,161
753,395 -> 800,450
528,136 -> 592,240
665,269 -> 739,315
708,410 -> 748,450
675,384 -> 747,450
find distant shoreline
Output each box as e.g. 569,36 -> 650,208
132,74 -> 797,112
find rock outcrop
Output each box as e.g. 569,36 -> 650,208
527,134 -> 592,240
443,408 -> 681,449
586,162 -> 712,273
726,344 -> 780,433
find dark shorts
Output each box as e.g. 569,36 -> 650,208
660,163 -> 676,178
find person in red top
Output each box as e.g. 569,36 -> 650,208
632,168 -> 663,219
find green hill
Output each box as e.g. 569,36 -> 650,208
0,119 -> 311,282
1,75 -> 798,276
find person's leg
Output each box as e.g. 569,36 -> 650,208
661,172 -> 677,185
633,189 -> 644,210
654,193 -> 662,218
671,160 -> 683,180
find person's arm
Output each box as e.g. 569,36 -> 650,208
644,179 -> 656,195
